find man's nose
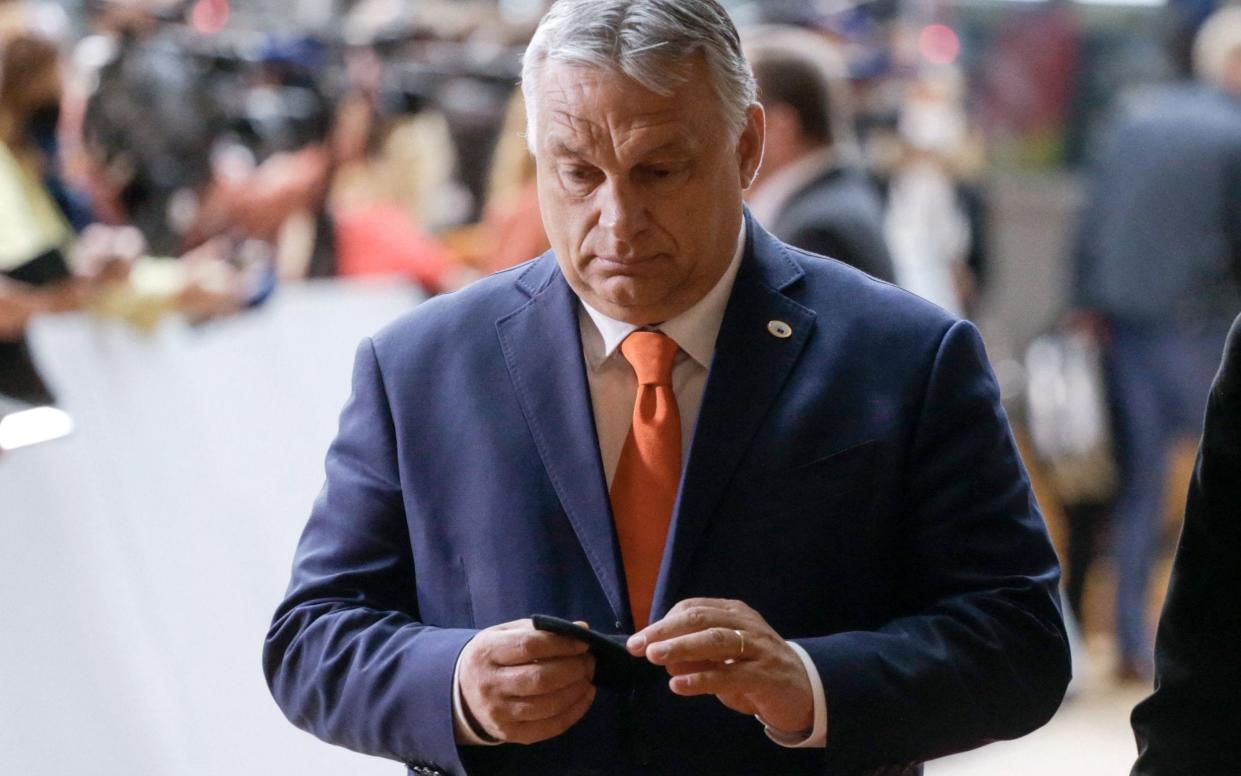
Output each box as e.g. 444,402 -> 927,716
597,178 -> 649,245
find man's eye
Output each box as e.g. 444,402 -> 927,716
564,167 -> 597,181
638,165 -> 685,183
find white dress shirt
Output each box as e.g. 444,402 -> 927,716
454,221 -> 828,748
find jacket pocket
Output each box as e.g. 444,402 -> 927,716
756,439 -> 879,508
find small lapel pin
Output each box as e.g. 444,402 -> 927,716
767,320 -> 793,339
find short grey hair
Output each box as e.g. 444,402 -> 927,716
520,0 -> 757,146
1194,6 -> 1241,86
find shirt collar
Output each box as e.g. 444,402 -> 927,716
579,219 -> 747,370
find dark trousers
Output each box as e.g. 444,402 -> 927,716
1103,318 -> 1228,662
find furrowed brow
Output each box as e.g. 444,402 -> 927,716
638,139 -> 695,159
547,140 -> 587,159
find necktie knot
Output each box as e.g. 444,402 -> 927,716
621,331 -> 678,386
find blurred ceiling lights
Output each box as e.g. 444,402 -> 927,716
919,24 -> 960,64
190,0 -> 230,35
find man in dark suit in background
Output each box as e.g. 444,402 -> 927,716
745,46 -> 895,282
264,2 -> 1069,774
1130,310 -> 1241,775
1070,4 -> 1241,681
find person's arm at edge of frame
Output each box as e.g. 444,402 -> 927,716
262,336 -> 475,775
795,318 -> 1072,772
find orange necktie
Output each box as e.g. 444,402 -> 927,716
611,331 -> 682,629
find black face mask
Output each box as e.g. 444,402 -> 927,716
26,103 -> 61,155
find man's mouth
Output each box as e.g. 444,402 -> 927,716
593,253 -> 665,268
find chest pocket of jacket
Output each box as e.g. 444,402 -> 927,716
697,439 -> 888,630
753,439 -> 879,512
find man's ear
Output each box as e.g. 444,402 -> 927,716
737,102 -> 766,190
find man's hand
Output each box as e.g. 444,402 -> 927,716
627,598 -> 814,735
457,619 -> 597,745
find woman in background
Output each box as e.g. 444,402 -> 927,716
0,34 -> 89,402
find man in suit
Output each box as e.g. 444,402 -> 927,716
745,46 -> 895,283
263,2 -> 1069,774
1069,5 -> 1241,681
1130,311 -> 1241,775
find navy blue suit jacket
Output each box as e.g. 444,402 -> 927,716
264,216 -> 1069,775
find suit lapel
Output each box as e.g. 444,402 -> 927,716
652,219 -> 816,620
496,257 -> 628,624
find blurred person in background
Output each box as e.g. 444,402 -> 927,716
66,22 -> 274,320
0,33 -> 91,402
327,41 -> 462,291
476,88 -> 550,274
880,68 -> 986,319
80,14 -> 332,288
745,36 -> 895,283
79,15 -> 225,257
183,33 -> 340,281
1069,5 -> 1241,682
1129,311 -> 1241,774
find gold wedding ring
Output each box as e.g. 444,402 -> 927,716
725,629 -> 745,665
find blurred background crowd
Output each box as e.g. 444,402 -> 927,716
3,0 -> 1240,773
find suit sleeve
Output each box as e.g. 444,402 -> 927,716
794,319 -> 1071,771
1130,313 -> 1241,775
263,337 -> 474,775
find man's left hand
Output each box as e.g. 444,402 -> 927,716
627,598 -> 815,735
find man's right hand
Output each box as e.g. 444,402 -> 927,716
457,619 -> 597,745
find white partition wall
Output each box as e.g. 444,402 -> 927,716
1,280 -> 421,776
